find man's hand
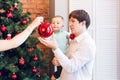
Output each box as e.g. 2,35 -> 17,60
37,34 -> 58,50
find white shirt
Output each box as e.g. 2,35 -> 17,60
53,31 -> 96,80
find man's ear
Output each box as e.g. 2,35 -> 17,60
82,20 -> 86,26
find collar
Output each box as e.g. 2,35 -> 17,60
74,31 -> 88,42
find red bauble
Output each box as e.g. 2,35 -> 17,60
6,12 -> 13,18
9,7 -> 13,12
33,56 -> 38,61
0,25 -> 7,32
19,57 -> 25,65
32,67 -> 37,73
0,72 -> 2,76
37,74 -> 41,78
69,33 -> 75,40
6,34 -> 12,40
28,47 -> 34,52
39,69 -> 44,76
26,18 -> 30,22
14,3 -> 18,10
11,73 -> 17,79
21,19 -> 27,25
38,22 -> 53,38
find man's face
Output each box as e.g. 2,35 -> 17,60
69,17 -> 83,35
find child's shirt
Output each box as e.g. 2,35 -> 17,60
54,30 -> 69,54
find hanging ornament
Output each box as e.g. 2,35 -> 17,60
14,3 -> 18,10
69,33 -> 75,40
26,18 -> 30,22
6,12 -> 13,18
21,19 -> 27,25
8,7 -> 13,12
36,70 -> 45,78
37,74 -> 41,78
19,57 -> 25,65
0,72 -> 2,77
33,56 -> 38,61
6,34 -> 12,40
39,69 -> 44,76
11,73 -> 17,79
28,47 -> 34,52
32,67 -> 37,73
0,25 -> 7,32
38,22 -> 53,38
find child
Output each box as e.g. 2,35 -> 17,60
50,16 -> 69,80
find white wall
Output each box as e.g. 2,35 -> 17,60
54,0 -> 69,31
95,0 -> 120,80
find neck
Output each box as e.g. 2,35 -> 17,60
75,28 -> 86,37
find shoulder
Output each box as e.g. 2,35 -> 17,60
61,30 -> 70,39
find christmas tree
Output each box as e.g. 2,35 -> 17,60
0,0 -> 50,80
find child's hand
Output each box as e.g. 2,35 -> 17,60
52,57 -> 60,66
51,75 -> 56,80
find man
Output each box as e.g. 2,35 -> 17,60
38,10 -> 96,80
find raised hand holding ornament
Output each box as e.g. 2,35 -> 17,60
38,22 -> 53,38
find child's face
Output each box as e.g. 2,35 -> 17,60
51,17 -> 63,32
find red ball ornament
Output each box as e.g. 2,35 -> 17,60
0,72 -> 2,76
37,74 -> 41,78
19,57 -> 25,65
14,3 -> 18,10
0,25 -> 7,32
6,34 -> 12,40
21,19 -> 27,25
39,69 -> 44,76
32,67 -> 37,73
69,33 -> 75,40
33,56 -> 38,61
6,12 -> 13,18
11,73 -> 17,79
26,18 -> 30,22
38,22 -> 53,38
8,7 -> 13,12
28,47 -> 34,52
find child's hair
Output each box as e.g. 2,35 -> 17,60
69,10 -> 90,29
52,15 -> 64,21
